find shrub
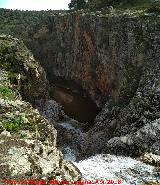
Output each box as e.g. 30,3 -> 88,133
69,0 -> 157,10
0,86 -> 14,100
3,115 -> 24,132
146,1 -> 160,13
69,0 -> 86,10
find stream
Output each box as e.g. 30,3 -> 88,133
50,85 -> 160,185
61,123 -> 160,185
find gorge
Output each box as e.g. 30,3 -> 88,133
0,7 -> 160,184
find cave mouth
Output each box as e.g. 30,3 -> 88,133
49,79 -> 100,126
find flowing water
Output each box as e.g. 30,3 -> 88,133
73,154 -> 160,185
50,85 -> 160,185
61,123 -> 160,185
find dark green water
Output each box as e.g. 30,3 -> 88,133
51,86 -> 99,124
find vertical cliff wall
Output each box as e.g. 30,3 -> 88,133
0,9 -> 159,156
0,10 -> 152,108
25,12 -> 147,108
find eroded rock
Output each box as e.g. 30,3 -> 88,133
0,35 -> 81,181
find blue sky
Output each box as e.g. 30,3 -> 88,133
0,0 -> 70,10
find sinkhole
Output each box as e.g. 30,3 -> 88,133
50,81 -> 100,125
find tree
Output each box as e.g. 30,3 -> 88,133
69,0 -> 154,10
68,0 -> 86,10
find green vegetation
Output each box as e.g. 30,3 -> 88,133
68,0 -> 160,11
2,111 -> 37,133
0,86 -> 14,100
20,133 -> 28,138
0,36 -> 43,136
3,115 -> 24,132
69,0 -> 86,9
146,1 -> 160,13
0,9 -> 57,42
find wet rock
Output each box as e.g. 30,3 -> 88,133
55,121 -> 87,160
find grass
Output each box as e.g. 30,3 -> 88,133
0,86 -> 15,100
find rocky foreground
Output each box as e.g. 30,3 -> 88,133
0,35 -> 81,182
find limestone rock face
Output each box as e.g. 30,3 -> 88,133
0,135 -> 81,181
0,35 -> 48,103
86,21 -> 160,156
35,99 -> 67,122
0,10 -> 159,158
0,35 -> 81,181
102,119 -> 160,157
0,10 -> 151,107
28,12 -> 146,108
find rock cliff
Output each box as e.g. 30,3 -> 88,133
0,9 -> 159,159
0,35 -> 81,181
0,9 -> 150,107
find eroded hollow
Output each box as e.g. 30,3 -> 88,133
49,79 -> 100,125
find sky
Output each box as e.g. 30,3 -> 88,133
0,0 -> 70,10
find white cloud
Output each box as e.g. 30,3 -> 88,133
5,0 -> 70,10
